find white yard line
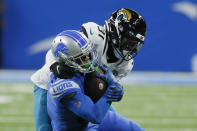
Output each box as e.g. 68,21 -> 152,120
0,96 -> 13,104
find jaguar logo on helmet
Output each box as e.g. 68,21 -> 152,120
117,8 -> 132,22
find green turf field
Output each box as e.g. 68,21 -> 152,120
0,82 -> 197,131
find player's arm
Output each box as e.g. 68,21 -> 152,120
64,69 -> 124,124
113,59 -> 134,81
63,90 -> 111,124
49,73 -> 111,124
96,65 -> 124,102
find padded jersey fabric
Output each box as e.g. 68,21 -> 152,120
31,22 -> 134,90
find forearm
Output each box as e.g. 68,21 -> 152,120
66,91 -> 111,124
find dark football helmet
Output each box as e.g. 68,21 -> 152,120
106,8 -> 146,60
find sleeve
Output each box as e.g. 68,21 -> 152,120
48,73 -> 111,124
48,73 -> 81,101
64,91 -> 111,124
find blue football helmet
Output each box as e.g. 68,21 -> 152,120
51,30 -> 98,73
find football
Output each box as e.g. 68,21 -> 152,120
84,67 -> 108,103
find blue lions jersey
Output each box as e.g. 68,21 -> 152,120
47,73 -> 111,131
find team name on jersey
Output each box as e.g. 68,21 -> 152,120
49,80 -> 80,97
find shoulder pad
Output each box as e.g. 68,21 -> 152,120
81,22 -> 105,38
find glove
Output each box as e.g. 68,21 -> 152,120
106,83 -> 123,102
96,65 -> 124,102
95,65 -> 115,85
50,62 -> 75,79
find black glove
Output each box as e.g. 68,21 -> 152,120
50,62 -> 75,79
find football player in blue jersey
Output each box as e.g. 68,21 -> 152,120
47,30 -> 144,131
31,8 -> 146,131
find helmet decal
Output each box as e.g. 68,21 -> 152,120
117,9 -> 132,22
58,30 -> 87,48
54,43 -> 69,57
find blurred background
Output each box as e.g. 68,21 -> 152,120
0,0 -> 197,131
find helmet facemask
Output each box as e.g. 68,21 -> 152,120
58,46 -> 98,73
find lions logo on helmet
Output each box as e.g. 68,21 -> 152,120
51,30 -> 98,73
54,43 -> 69,57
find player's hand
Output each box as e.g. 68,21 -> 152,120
95,65 -> 115,85
96,65 -> 124,102
106,82 -> 123,102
